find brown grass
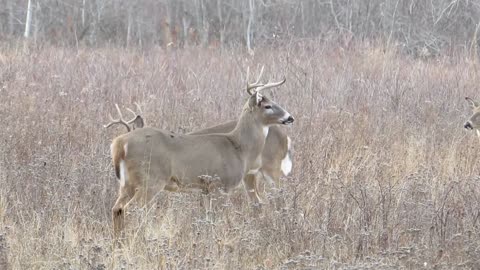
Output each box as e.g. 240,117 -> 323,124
1,42 -> 480,269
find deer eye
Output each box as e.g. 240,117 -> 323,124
265,105 -> 272,109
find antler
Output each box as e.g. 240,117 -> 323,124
254,77 -> 286,93
125,102 -> 145,130
466,97 -> 479,108
246,65 -> 286,95
246,65 -> 265,95
104,104 -> 142,132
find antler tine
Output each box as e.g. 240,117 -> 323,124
246,65 -> 266,95
134,102 -> 143,114
103,104 -> 131,132
126,102 -> 143,123
126,108 -> 138,122
254,77 -> 286,93
115,104 -> 125,119
257,65 -> 265,83
126,102 -> 145,129
103,113 -> 116,127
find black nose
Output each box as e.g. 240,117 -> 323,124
464,122 -> 473,130
283,116 -> 294,124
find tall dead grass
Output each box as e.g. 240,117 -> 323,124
1,42 -> 480,269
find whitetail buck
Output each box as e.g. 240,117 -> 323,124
106,70 -> 294,234
464,97 -> 480,138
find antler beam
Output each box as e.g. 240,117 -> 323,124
246,65 -> 286,95
246,65 -> 265,95
254,77 -> 286,93
104,104 -> 142,132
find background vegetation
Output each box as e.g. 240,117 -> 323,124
2,1 -> 480,269
2,0 -> 480,56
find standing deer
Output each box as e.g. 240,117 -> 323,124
106,70 -> 294,234
188,119 -> 292,188
464,97 -> 480,140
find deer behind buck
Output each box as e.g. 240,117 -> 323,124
464,97 -> 480,139
107,69 -> 294,234
187,67 -> 293,187
189,122 -> 292,188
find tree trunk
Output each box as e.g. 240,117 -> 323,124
24,0 -> 33,38
33,1 -> 41,44
200,0 -> 209,47
126,4 -> 133,47
7,0 -> 15,35
247,0 -> 255,55
217,0 -> 224,48
182,13 -> 191,47
194,0 -> 203,46
82,0 -> 86,27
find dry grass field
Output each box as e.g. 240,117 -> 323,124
1,41 -> 480,269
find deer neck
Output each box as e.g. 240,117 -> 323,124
229,108 -> 268,161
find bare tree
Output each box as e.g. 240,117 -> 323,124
0,0 -> 477,52
246,0 -> 255,54
24,0 -> 33,39
7,0 -> 15,35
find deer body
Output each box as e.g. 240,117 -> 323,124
189,121 -> 292,186
111,109 -> 268,197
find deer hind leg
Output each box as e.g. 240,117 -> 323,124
123,186 -> 148,209
243,172 -> 262,205
261,167 -> 286,210
256,165 -> 279,198
112,185 -> 135,237
113,184 -> 155,237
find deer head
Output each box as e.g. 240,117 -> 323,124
245,66 -> 294,127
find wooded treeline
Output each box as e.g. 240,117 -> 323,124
1,0 -> 480,54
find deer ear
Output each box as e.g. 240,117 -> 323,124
131,116 -> 145,129
466,97 -> 479,108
